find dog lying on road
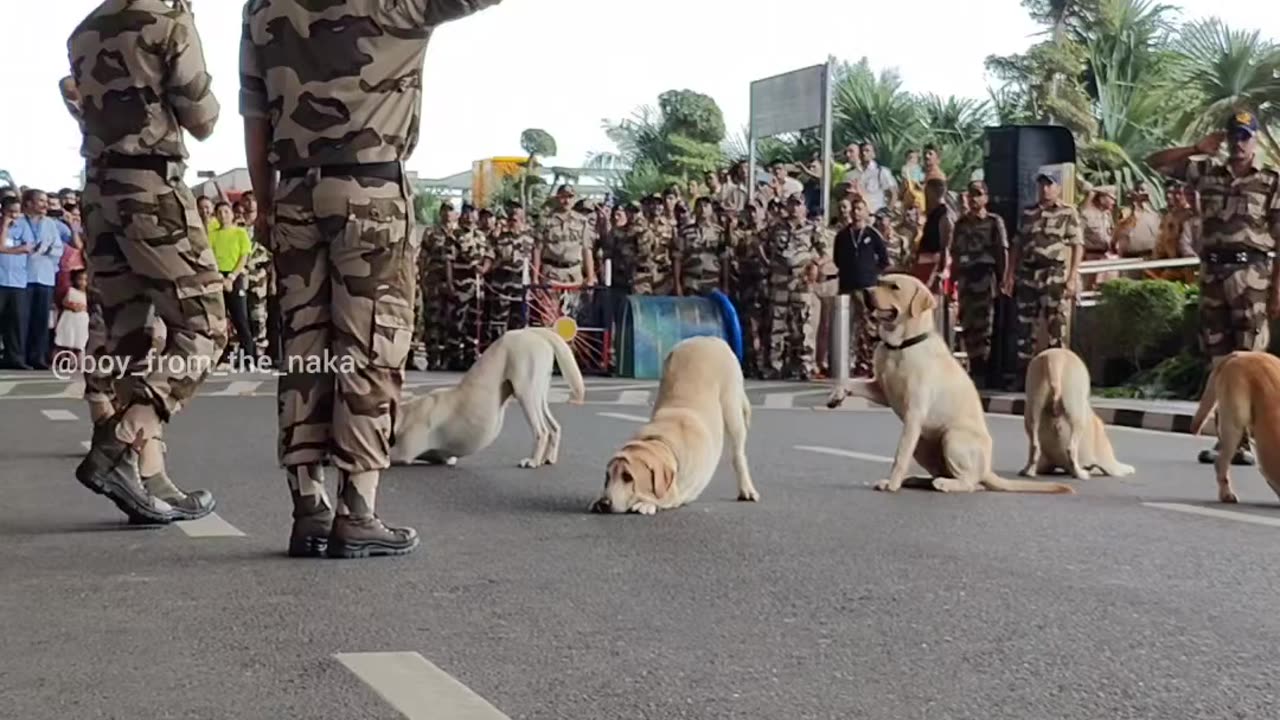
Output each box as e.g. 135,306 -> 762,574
1020,348 -> 1135,479
826,273 -> 1074,495
591,336 -> 759,515
390,328 -> 585,468
1191,351 -> 1280,504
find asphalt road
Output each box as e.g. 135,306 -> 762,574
4,374 -> 1280,719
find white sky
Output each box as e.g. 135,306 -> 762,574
3,0 -> 1276,191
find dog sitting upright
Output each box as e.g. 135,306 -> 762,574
1020,348 -> 1135,480
826,273 -> 1073,495
390,328 -> 584,468
1191,351 -> 1280,504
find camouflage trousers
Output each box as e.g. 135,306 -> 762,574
486,276 -> 524,344
1014,263 -> 1069,366
246,245 -> 272,357
956,265 -> 998,366
81,167 -> 228,436
272,173 -> 415,474
449,275 -> 483,369
680,273 -> 720,297
1199,258 -> 1271,357
769,289 -> 816,379
419,269 -> 447,370
851,291 -> 879,377
734,284 -> 768,377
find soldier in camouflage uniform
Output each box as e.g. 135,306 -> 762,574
1001,170 -> 1083,387
245,234 -> 272,361
418,203 -> 455,371
1149,111 -> 1280,466
487,208 -> 534,341
676,197 -> 728,296
645,193 -> 677,295
768,194 -> 826,380
535,185 -> 596,319
733,202 -> 771,377
241,0 -> 501,558
951,181 -> 1009,387
447,204 -> 493,369
68,0 -> 227,525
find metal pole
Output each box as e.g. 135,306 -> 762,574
830,293 -> 851,385
748,79 -> 757,206
820,55 -> 835,224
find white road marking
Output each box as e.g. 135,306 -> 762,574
210,380 -> 262,397
615,390 -> 651,405
335,651 -> 510,720
794,445 -> 895,464
0,381 -> 15,396
80,441 -> 91,451
176,512 -> 247,538
763,390 -> 827,409
42,409 -> 77,421
598,412 -> 649,423
60,382 -> 84,398
573,381 -> 657,392
547,388 -> 571,403
1143,502 -> 1280,528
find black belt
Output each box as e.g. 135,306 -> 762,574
280,161 -> 402,182
92,153 -> 182,174
1204,248 -> 1269,266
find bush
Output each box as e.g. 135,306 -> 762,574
1095,278 -> 1195,371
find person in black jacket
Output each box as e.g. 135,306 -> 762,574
833,197 -> 889,376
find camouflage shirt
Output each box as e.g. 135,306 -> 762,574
68,0 -> 220,161
604,225 -> 643,290
769,220 -> 827,292
239,0 -> 500,170
1179,156 -> 1280,253
537,209 -> 594,285
491,228 -> 534,284
678,221 -> 727,293
952,213 -> 1008,267
732,227 -> 770,293
1016,201 -> 1083,267
448,227 -> 493,280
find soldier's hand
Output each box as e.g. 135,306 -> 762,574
1000,276 -> 1013,296
1196,132 -> 1225,155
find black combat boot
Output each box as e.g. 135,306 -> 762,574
327,516 -> 419,559
76,417 -> 179,525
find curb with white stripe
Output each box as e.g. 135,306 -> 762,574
980,394 -> 1203,435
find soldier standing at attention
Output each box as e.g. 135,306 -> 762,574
69,0 -> 227,525
420,202 -> 456,370
734,202 -> 771,377
640,195 -> 675,295
534,185 -> 596,321
487,206 -> 534,338
951,181 -> 1009,387
767,194 -> 826,380
1000,169 -> 1083,389
241,0 -> 503,558
676,197 -> 728,296
1148,110 -> 1280,466
447,203 -> 493,369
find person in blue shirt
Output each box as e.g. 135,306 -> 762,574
0,196 -> 35,368
9,190 -> 68,369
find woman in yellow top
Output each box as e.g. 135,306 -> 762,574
208,202 -> 258,363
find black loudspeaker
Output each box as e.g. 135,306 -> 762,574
982,125 -> 1077,388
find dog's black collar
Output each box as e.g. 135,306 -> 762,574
882,332 -> 931,351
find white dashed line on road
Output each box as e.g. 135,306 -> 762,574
335,651 -> 511,720
794,445 -> 895,464
41,409 -> 78,421
764,390 -> 827,409
176,512 -> 247,538
0,381 -> 15,396
615,390 -> 650,405
209,380 -> 263,397
80,441 -> 91,451
1143,502 -> 1280,529
598,412 -> 649,423
60,382 -> 84,398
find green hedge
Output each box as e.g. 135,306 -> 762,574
1092,278 -> 1203,400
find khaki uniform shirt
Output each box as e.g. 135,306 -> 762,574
1178,156 -> 1280,253
1017,201 -> 1084,267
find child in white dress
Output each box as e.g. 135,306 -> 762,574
54,270 -> 90,365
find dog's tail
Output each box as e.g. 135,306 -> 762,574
534,327 -> 586,404
1047,355 -> 1067,416
1190,359 -> 1226,436
980,473 -> 1075,494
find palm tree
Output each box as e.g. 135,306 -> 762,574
831,59 -> 921,171
917,94 -> 996,188
1168,18 -> 1280,160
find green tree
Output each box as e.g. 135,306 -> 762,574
519,128 -> 556,208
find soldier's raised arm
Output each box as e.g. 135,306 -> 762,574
383,0 -> 504,27
164,5 -> 219,140
1147,133 -> 1225,180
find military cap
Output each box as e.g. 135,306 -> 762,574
1035,169 -> 1061,185
460,201 -> 476,213
1093,185 -> 1117,200
555,184 -> 575,197
1226,110 -> 1259,136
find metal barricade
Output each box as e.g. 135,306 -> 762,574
828,294 -> 851,386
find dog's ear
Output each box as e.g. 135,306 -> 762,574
647,442 -> 677,500
908,286 -> 936,318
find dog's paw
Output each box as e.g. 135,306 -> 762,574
1018,465 -> 1038,478
1219,489 -> 1239,504
873,479 -> 897,492
932,477 -> 964,493
825,390 -> 846,409
738,488 -> 760,502
517,458 -> 537,469
630,501 -> 658,516
1112,463 -> 1136,478
444,456 -> 458,467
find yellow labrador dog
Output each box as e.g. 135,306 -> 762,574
591,336 -> 759,514
826,273 -> 1073,495
1020,348 -> 1135,479
390,328 -> 584,468
1191,351 -> 1280,504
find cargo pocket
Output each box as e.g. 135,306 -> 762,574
340,196 -> 413,370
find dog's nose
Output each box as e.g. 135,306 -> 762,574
590,498 -> 612,514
